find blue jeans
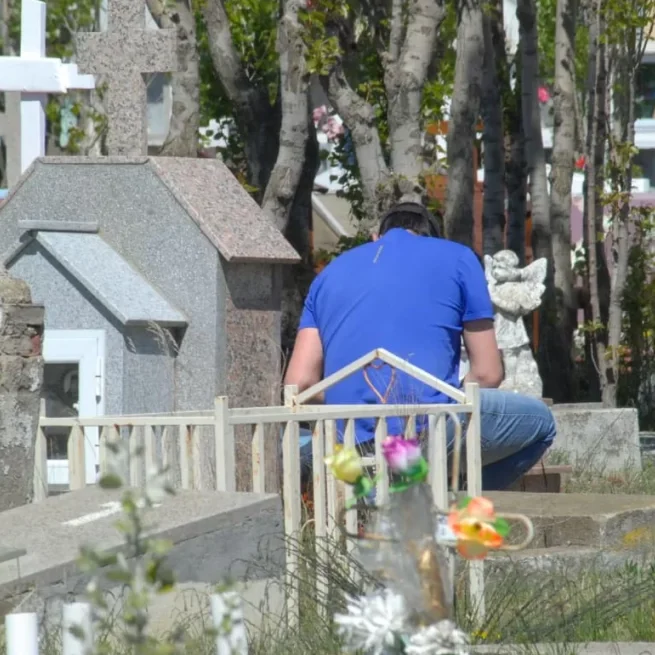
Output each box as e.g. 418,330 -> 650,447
295,389 -> 556,492
450,389 -> 556,490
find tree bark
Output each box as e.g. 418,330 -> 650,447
385,0 -> 443,200
517,0 -> 550,262
480,2 -> 505,256
445,0 -> 485,246
544,0 -> 577,400
146,0 -> 200,157
505,82 -> 526,264
583,0 -> 608,400
261,0 -> 310,233
201,0 -> 280,197
325,65 -> 390,226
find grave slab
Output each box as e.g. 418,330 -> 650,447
475,644 -> 655,655
0,487 -> 283,618
488,491 -> 655,549
547,404 -> 641,472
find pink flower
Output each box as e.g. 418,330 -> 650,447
538,86 -> 550,104
382,436 -> 422,474
312,105 -> 328,124
323,117 -> 344,141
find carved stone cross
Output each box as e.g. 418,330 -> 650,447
76,0 -> 179,156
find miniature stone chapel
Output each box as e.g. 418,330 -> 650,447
0,0 -> 300,486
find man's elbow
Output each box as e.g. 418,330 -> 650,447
470,361 -> 504,388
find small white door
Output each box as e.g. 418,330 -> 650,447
42,330 -> 105,486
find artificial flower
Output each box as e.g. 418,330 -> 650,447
312,105 -> 328,124
447,496 -> 509,560
334,589 -> 408,655
575,155 -> 586,170
382,436 -> 429,491
537,86 -> 551,103
382,436 -> 422,474
325,448 -> 363,484
405,620 -> 470,655
324,448 -> 376,503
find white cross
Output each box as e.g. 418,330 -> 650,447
0,0 -> 96,183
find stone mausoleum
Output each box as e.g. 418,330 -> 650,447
0,156 -> 300,486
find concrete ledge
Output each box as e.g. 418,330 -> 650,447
489,491 -> 655,549
474,644 -> 655,655
0,487 -> 284,623
548,405 -> 641,472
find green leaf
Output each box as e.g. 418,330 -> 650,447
99,473 -> 123,489
493,517 -> 511,538
458,496 -> 472,510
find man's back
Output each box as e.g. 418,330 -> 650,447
299,228 -> 492,441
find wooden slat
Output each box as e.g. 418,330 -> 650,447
33,427 -> 48,502
374,417 -> 388,505
129,426 -> 143,488
282,385 -> 300,625
312,420 -> 329,615
324,420 -> 338,539
191,426 -> 203,490
68,425 -> 86,491
251,423 -> 265,493
343,418 -> 356,553
214,396 -> 236,492
464,382 -> 485,626
162,425 -> 178,488
143,424 -> 156,481
98,426 -> 108,476
404,416 -> 415,438
179,424 -> 190,490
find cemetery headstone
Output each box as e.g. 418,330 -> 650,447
484,250 -> 547,397
76,0 -> 179,156
0,268 -> 44,511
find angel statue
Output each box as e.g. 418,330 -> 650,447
483,250 -> 547,397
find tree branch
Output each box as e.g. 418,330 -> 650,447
388,0 -> 405,62
324,64 -> 390,222
386,0 -> 444,193
200,0 -> 259,122
261,0 -> 310,232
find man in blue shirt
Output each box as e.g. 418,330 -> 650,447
284,202 -> 556,490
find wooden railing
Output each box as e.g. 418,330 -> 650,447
35,349 -> 484,620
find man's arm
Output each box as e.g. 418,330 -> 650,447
458,250 -> 503,388
462,319 -> 503,388
284,328 -> 325,401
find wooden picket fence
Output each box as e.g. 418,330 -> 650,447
5,594 -> 247,655
33,349 -> 484,620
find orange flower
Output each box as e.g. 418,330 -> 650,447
447,496 -> 508,560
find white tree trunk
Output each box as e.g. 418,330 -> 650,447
261,0 -> 310,232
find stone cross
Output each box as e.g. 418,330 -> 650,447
0,0 -> 95,184
76,0 -> 179,156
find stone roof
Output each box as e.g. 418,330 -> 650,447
7,157 -> 301,264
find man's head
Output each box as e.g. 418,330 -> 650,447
378,202 -> 441,238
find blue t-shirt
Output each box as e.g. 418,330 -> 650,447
298,229 -> 494,443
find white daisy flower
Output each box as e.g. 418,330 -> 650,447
334,588 -> 408,654
405,620 -> 470,655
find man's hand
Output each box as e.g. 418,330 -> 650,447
284,328 -> 325,399
462,319 -> 503,388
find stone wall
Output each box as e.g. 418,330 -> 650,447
0,272 -> 44,511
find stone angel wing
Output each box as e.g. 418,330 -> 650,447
520,258 -> 547,285
483,254 -> 495,285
